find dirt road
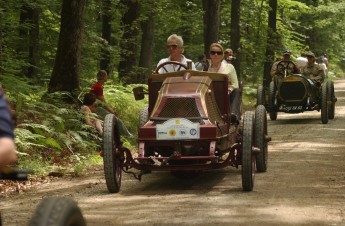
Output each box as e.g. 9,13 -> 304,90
1,79 -> 345,226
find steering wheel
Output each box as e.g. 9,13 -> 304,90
276,60 -> 297,77
154,61 -> 188,74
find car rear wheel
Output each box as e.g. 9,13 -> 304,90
268,81 -> 277,120
256,85 -> 265,106
103,114 -> 122,193
255,105 -> 268,172
28,196 -> 86,226
242,111 -> 255,192
139,106 -> 149,127
327,80 -> 335,119
321,83 -> 328,124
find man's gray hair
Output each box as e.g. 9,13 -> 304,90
167,34 -> 184,47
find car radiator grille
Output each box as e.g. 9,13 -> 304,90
279,81 -> 306,101
158,98 -> 201,121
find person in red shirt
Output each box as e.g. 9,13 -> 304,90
89,70 -> 132,138
90,70 -> 116,116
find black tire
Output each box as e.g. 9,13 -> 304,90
103,114 -> 122,193
242,111 -> 255,192
327,80 -> 335,119
139,106 -> 149,127
321,83 -> 328,124
268,81 -> 277,120
256,85 -> 265,106
28,196 -> 86,226
255,105 -> 268,172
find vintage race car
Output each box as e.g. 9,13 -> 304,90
103,62 -> 270,193
257,60 -> 336,124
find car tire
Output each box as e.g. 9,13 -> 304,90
256,85 -> 265,106
255,105 -> 268,172
28,196 -> 86,226
242,111 -> 255,192
139,106 -> 149,127
268,81 -> 277,120
321,83 -> 328,124
327,80 -> 335,119
103,114 -> 122,193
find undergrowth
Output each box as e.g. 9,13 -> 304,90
1,74 -> 148,177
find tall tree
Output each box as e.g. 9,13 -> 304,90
230,0 -> 241,79
202,0 -> 221,57
263,0 -> 277,89
138,0 -> 155,83
48,0 -> 85,93
27,5 -> 40,78
18,2 -> 40,78
118,0 -> 140,83
100,0 -> 112,74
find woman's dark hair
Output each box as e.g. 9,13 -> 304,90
83,93 -> 96,105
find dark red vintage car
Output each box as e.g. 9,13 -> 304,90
103,62 -> 270,193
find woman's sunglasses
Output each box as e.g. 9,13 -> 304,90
167,44 -> 179,50
210,51 -> 223,55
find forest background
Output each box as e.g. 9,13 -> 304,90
1,0 -> 345,176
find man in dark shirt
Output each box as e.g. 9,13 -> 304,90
0,89 -> 17,166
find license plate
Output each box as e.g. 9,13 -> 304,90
283,106 -> 303,111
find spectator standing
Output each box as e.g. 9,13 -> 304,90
195,54 -> 208,71
223,48 -> 234,64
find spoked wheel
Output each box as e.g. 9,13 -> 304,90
139,106 -> 149,127
321,83 -> 328,124
103,114 -> 122,193
327,80 -> 335,119
154,61 -> 188,74
28,196 -> 86,226
268,81 -> 278,120
256,85 -> 265,106
255,105 -> 268,172
241,111 -> 255,192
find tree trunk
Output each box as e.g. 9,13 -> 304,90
100,0 -> 112,75
263,0 -> 277,89
48,0 -> 85,93
305,0 -> 318,51
230,0 -> 241,79
18,3 -> 30,77
118,0 -> 140,84
138,13 -> 154,83
202,0 -> 221,58
27,7 -> 39,78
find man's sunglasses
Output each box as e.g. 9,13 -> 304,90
167,44 -> 179,49
210,51 -> 223,55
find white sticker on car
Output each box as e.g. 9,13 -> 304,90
156,118 -> 200,140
